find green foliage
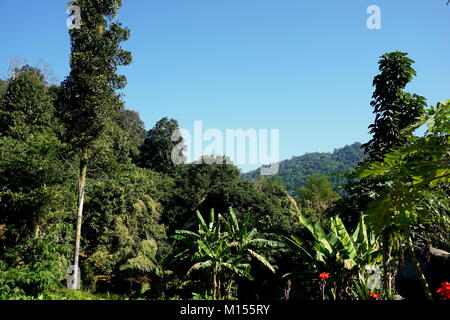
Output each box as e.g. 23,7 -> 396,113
293,214 -> 381,270
164,157 -> 301,238
0,79 -> 6,98
140,117 -> 185,175
332,53 -> 429,298
191,291 -> 228,300
174,208 -> 281,300
0,66 -> 55,138
351,271 -> 383,301
82,109 -> 147,175
0,287 -> 126,300
296,174 -> 340,221
81,167 -> 170,294
357,101 -> 450,235
117,109 -> 146,163
336,53 -> 427,230
56,0 -> 133,293
59,0 -> 132,151
362,51 -> 426,162
0,132 -> 75,244
119,240 -> 162,275
0,236 -> 70,299
255,175 -> 287,192
355,100 -> 449,300
38,288 -> 122,300
287,214 -> 382,299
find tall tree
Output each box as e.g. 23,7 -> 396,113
358,52 -> 427,297
362,52 -> 426,161
0,79 -> 7,99
59,0 -> 132,290
140,117 -> 185,175
0,66 -> 54,138
117,109 -> 146,163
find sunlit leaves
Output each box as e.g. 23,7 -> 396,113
60,0 -> 132,151
292,214 -> 381,272
357,101 -> 450,236
363,51 -> 426,162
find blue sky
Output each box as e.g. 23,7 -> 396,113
0,0 -> 449,172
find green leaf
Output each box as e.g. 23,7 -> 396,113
247,249 -> 275,273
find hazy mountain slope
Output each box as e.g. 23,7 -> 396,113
242,142 -> 365,193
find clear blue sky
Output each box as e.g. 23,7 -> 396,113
1,0 -> 449,172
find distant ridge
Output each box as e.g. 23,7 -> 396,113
242,142 -> 365,193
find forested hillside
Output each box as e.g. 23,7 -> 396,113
243,142 -> 365,193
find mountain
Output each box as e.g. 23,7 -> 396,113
242,142 -> 365,193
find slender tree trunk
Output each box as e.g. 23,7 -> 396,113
217,278 -> 221,299
320,279 -> 326,300
34,224 -> 40,238
406,231 -> 433,300
382,230 -> 391,298
213,270 -> 217,299
70,150 -> 88,290
226,279 -> 234,300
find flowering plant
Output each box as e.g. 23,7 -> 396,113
369,292 -> 380,299
436,282 -> 450,300
318,272 -> 330,300
319,272 -> 330,280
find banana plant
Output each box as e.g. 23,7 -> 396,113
221,208 -> 283,273
292,214 -> 381,271
287,213 -> 382,299
174,208 -> 280,299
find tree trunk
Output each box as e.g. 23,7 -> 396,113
70,150 -> 88,290
213,270 -> 217,299
406,232 -> 433,300
34,224 -> 40,238
382,230 -> 391,298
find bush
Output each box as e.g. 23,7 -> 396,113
0,236 -> 69,299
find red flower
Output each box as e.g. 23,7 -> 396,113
369,292 -> 380,299
319,272 -> 330,280
436,282 -> 450,299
